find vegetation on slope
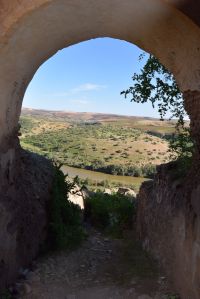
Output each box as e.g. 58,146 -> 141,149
48,163 -> 85,250
85,192 -> 136,237
20,113 -> 173,179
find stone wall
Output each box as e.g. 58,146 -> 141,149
0,146 -> 54,288
137,162 -> 200,299
137,90 -> 200,299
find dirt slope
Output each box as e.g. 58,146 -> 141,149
18,228 -> 177,299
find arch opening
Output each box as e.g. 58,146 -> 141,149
1,0 -> 200,145
20,37 -> 174,192
15,38 -> 183,299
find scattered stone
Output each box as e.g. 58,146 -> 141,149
23,283 -> 32,295
80,264 -> 86,268
18,268 -> 30,279
29,274 -> 40,282
68,185 -> 94,209
158,276 -> 167,284
18,227 -> 175,299
127,288 -> 136,295
131,278 -> 137,285
137,295 -> 153,299
160,276 -> 166,280
117,187 -> 136,198
15,282 -> 31,295
104,188 -> 112,194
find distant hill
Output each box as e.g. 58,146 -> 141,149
21,107 -> 172,124
20,107 -> 175,170
19,108 -> 189,190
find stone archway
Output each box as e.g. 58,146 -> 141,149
1,1 -> 200,298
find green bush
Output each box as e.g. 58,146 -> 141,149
48,163 -> 85,250
0,289 -> 12,299
167,295 -> 180,299
85,192 -> 136,237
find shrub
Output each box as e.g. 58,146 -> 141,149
0,289 -> 12,299
85,192 -> 136,237
167,295 -> 180,299
96,180 -> 110,188
48,163 -> 85,250
141,164 -> 156,178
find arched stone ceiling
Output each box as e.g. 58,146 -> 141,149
165,0 -> 200,27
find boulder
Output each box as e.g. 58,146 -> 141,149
68,185 -> 93,209
117,187 -> 136,198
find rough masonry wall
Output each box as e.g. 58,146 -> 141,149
184,91 -> 200,151
0,146 -> 54,288
137,165 -> 200,299
137,91 -> 200,299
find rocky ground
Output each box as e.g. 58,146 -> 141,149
13,227 -> 179,299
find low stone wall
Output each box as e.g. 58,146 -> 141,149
0,147 -> 54,289
137,162 -> 200,299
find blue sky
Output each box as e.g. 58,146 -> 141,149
23,38 -> 160,117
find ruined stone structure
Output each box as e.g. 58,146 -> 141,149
0,1 -> 200,298
137,161 -> 200,299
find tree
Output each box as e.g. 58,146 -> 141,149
121,53 -> 194,161
121,54 -> 185,126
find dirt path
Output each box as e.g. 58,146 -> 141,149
17,228 -> 177,299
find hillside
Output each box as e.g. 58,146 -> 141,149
22,108 -> 177,133
20,108 -> 176,179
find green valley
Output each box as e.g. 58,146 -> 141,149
20,108 -> 176,190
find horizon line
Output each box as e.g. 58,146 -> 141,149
22,106 -> 174,121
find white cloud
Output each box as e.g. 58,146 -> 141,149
71,83 -> 107,93
70,99 -> 90,105
41,83 -> 106,99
